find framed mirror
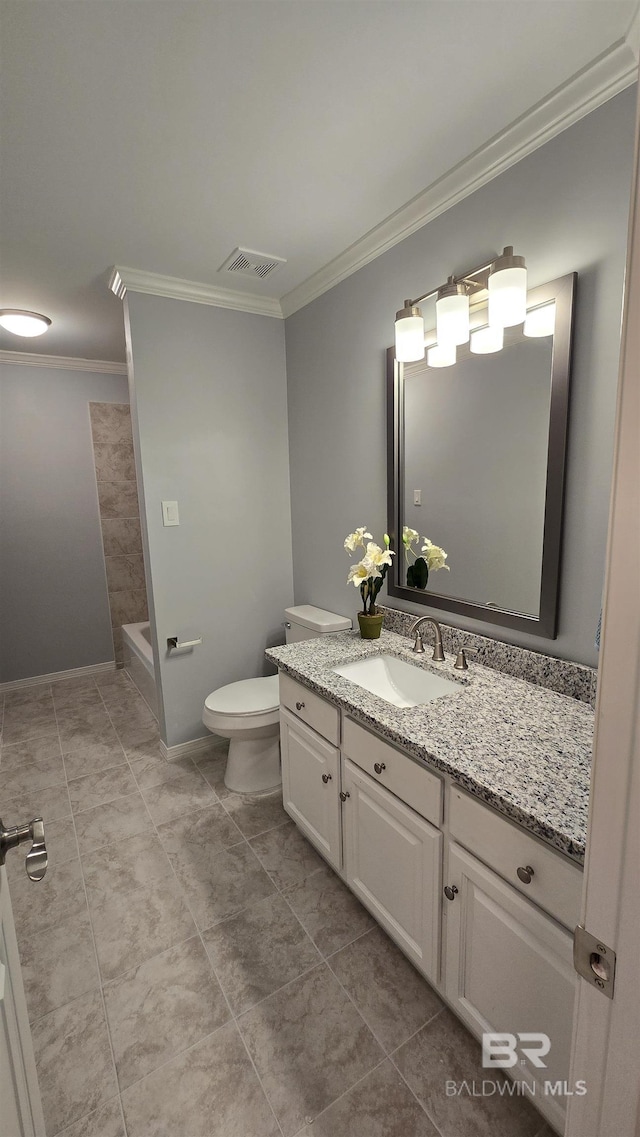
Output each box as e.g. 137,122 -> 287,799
386,272 -> 576,637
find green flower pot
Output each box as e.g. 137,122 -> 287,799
357,612 -> 384,640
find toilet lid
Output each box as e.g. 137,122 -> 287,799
204,675 -> 279,716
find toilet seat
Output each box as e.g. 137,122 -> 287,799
204,675 -> 279,717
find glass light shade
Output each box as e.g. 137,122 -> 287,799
436,291 -> 469,347
488,265 -> 527,328
395,312 -> 425,362
427,343 -> 456,368
0,310 -> 52,337
470,325 -> 504,354
524,302 -> 556,338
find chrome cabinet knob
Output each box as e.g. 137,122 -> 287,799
373,762 -> 386,775
0,816 -> 48,881
443,885 -> 459,901
295,701 -> 305,710
322,773 -> 332,783
517,865 -> 535,885
339,791 -> 350,802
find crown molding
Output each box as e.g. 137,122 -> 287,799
109,266 -> 283,319
280,37 -> 639,318
0,349 -> 127,373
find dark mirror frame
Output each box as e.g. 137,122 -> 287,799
386,272 -> 577,638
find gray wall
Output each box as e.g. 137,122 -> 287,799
0,362 -> 129,682
284,87 -> 637,667
124,294 -> 294,747
403,336 -> 551,615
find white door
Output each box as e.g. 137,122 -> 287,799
444,842 -> 576,1135
0,867 -> 45,1137
342,758 -> 441,982
280,707 -> 342,870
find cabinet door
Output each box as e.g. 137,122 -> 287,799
342,759 -> 441,982
280,707 -> 342,871
444,842 -> 576,1132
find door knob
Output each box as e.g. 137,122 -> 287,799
0,817 -> 48,881
322,773 -> 332,783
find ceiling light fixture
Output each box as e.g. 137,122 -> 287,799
394,246 -> 527,364
0,309 -> 52,337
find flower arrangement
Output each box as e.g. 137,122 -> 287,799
402,526 -> 449,589
344,527 -> 394,616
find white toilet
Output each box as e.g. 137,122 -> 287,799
202,605 -> 352,794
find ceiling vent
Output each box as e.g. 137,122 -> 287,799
218,247 -> 286,281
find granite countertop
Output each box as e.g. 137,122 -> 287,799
266,629 -> 594,864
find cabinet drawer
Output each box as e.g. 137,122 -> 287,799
342,717 -> 442,827
449,788 -> 583,929
279,673 -> 340,745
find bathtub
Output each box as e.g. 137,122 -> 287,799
122,621 -> 158,720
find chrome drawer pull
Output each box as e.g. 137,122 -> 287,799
373,762 -> 386,775
517,865 -> 535,885
444,885 -> 459,901
339,791 -> 350,802
322,773 -> 332,784
295,701 -> 305,710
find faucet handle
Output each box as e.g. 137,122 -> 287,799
454,649 -> 469,670
412,632 -> 425,654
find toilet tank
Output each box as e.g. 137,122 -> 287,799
284,605 -> 352,643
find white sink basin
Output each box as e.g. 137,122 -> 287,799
332,653 -> 461,708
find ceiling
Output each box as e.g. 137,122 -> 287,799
0,0 -> 637,362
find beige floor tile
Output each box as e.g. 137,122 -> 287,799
202,893 -> 320,1015
57,705 -> 121,753
89,875 -> 196,980
159,820 -> 275,929
4,684 -> 52,706
17,909 -> 99,1022
68,764 -> 137,814
297,1059 -> 439,1137
284,862 -> 376,956
62,740 -> 126,779
250,820 -> 324,890
392,1009 -> 542,1137
328,926 -> 444,1052
222,789 -> 288,838
55,1097 -> 125,1137
32,989 -> 118,1136
2,700 -> 58,744
193,749 -> 230,798
140,767 -> 218,825
239,963 -> 384,1136
104,936 -> 229,1090
128,752 -> 197,790
0,752 -> 66,799
73,791 -> 152,855
9,857 -> 87,937
81,832 -> 171,908
0,733 -> 61,770
1,783 -> 72,825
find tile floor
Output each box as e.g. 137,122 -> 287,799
1,672 -> 554,1137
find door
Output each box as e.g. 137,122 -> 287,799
0,867 -> 45,1137
444,842 -> 576,1134
342,758 -> 441,982
280,707 -> 342,870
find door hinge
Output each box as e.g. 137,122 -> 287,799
573,926 -> 616,999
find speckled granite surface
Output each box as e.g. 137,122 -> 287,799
266,630 -> 593,864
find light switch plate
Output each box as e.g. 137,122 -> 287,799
162,500 -> 179,526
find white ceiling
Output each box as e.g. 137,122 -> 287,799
0,0 -> 637,362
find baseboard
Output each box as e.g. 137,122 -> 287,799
160,735 -> 225,763
0,661 -> 116,693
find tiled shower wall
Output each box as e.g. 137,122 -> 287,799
89,403 -> 148,666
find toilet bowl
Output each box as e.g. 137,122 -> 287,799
202,676 -> 280,794
202,606 -> 352,795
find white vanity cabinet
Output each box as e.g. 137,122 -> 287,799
280,706 -> 342,871
443,842 -> 576,1131
342,758 -> 442,981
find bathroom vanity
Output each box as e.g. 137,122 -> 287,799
266,628 -> 593,1135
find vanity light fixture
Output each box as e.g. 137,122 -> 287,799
524,301 -> 556,338
0,309 -> 52,337
470,325 -> 504,354
394,245 -> 527,364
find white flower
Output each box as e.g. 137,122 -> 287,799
421,538 -> 449,572
347,558 -> 381,587
344,526 -> 373,553
402,526 -> 420,547
365,541 -> 394,568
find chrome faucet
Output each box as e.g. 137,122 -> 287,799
409,616 -> 445,661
